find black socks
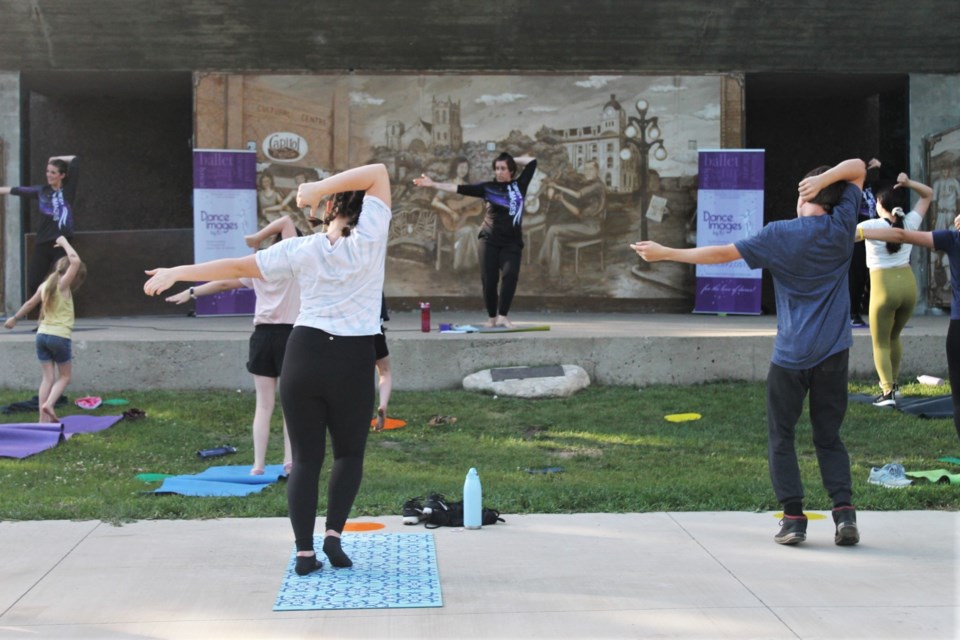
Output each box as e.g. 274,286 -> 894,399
323,536 -> 353,568
294,554 -> 323,576
784,502 -> 804,517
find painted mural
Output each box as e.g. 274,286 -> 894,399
926,123 -> 960,309
196,74 -> 726,303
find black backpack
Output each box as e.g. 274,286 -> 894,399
424,500 -> 505,528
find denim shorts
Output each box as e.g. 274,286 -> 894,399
36,333 -> 72,364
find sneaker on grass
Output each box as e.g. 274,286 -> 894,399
872,390 -> 896,408
774,515 -> 807,545
868,463 -> 912,488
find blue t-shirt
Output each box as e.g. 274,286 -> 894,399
735,182 -> 861,369
932,230 -> 960,319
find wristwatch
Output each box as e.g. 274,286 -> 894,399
189,287 -> 196,300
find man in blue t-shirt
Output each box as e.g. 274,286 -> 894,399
631,158 -> 866,548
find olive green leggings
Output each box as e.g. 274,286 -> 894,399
869,266 -> 917,393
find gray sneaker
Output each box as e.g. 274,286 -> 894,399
832,506 -> 860,546
774,515 -> 808,545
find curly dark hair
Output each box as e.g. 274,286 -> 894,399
321,190 -> 366,237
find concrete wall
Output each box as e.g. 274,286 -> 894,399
0,72 -> 19,316
0,332 -> 947,393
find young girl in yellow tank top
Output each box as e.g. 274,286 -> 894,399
4,236 -> 87,422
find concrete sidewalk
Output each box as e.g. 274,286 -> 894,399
1,511 -> 956,639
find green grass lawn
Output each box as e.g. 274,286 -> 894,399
0,381 -> 957,523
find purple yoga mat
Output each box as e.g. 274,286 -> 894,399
61,414 -> 124,434
0,423 -> 68,459
0,415 -> 123,459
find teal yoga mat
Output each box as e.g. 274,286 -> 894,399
274,533 -> 442,611
153,464 -> 287,496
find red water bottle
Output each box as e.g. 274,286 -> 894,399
420,302 -> 431,332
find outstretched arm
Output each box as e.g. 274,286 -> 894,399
895,173 -> 933,217
860,226 -> 934,249
4,289 -> 42,329
144,254 -> 262,296
297,163 -> 391,211
164,279 -> 244,305
630,241 -> 742,264
798,159 -> 866,201
413,174 -> 459,194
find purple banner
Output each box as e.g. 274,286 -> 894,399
193,150 -> 257,190
193,150 -> 257,317
195,287 -> 256,317
698,151 -> 765,190
694,150 -> 764,315
694,277 -> 762,314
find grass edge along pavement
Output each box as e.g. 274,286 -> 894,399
0,382 -> 957,523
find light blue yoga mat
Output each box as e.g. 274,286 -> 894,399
153,464 -> 287,496
274,533 -> 443,611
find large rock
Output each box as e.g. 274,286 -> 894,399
463,364 -> 590,398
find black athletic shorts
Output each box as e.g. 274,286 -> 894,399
374,328 -> 389,361
246,323 -> 294,377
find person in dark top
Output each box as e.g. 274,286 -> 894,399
1,155 -> 80,297
633,158 -> 867,549
414,152 -> 537,327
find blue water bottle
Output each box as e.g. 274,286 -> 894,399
463,467 -> 482,529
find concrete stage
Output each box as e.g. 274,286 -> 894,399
0,311 -> 952,392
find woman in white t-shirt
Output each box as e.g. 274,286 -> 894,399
164,215 -> 301,476
144,164 -> 391,576
856,172 -> 932,407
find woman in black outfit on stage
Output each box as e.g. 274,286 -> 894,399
415,152 -> 536,328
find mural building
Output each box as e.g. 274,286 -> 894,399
196,74 -> 730,307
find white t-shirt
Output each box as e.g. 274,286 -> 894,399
238,276 -> 300,326
255,195 -> 391,336
858,210 -> 922,269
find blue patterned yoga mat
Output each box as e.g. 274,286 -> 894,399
274,533 -> 443,611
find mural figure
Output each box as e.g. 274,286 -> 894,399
538,159 -> 607,276
257,172 -> 288,227
926,125 -> 960,308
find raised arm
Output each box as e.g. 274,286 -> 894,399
895,172 -> 933,217
49,155 -> 76,163
860,226 -> 934,249
144,254 -> 262,296
164,279 -> 244,305
245,214 -> 298,249
412,173 -> 459,194
55,236 -> 83,292
297,163 -> 391,211
630,241 -> 742,265
798,159 -> 866,201
514,155 -> 536,165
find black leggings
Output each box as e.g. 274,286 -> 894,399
947,320 -> 960,440
28,241 -> 66,297
478,241 -> 522,317
280,326 -> 376,552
